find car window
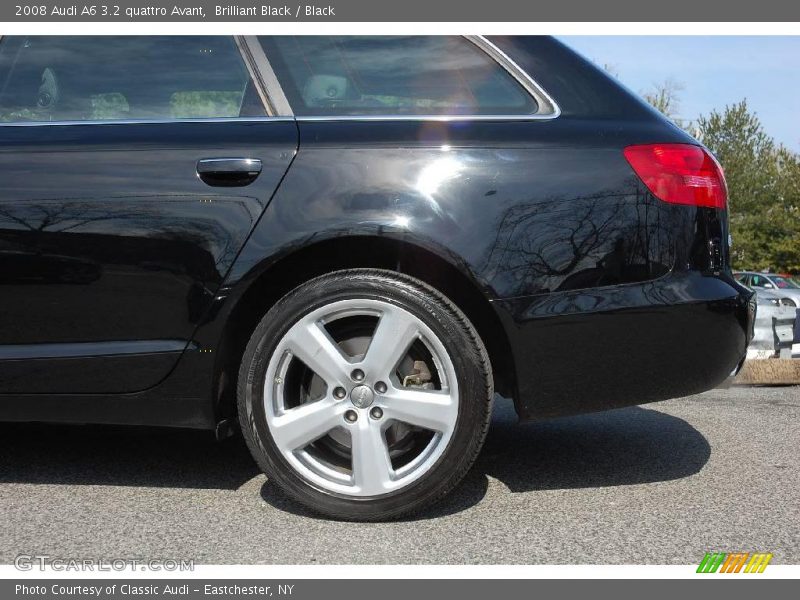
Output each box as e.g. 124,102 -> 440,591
750,275 -> 769,288
771,275 -> 799,289
259,36 -> 538,117
0,36 -> 265,123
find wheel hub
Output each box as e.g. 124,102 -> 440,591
349,384 -> 374,408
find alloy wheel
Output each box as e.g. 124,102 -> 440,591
263,298 -> 460,497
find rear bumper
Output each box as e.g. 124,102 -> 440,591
494,272 -> 754,421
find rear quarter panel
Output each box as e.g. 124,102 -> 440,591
216,118 -> 750,419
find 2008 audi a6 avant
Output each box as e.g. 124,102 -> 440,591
0,35 -> 753,519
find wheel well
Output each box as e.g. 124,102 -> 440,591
213,236 -> 516,419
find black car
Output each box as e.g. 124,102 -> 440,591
0,35 -> 753,520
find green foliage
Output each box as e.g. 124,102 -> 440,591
169,91 -> 240,119
90,93 -> 130,119
0,107 -> 45,122
642,89 -> 800,274
2,90 -> 241,121
641,78 -> 686,128
693,100 -> 800,273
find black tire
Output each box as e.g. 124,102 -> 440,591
237,269 -> 493,521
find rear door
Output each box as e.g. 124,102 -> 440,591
0,36 -> 297,393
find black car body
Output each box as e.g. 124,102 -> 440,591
0,35 -> 754,518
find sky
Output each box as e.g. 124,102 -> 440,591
558,36 -> 800,152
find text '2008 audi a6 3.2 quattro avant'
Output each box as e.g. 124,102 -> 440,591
0,35 -> 754,520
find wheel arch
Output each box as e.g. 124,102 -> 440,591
212,235 -> 516,421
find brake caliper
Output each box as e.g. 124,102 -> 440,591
402,360 -> 435,390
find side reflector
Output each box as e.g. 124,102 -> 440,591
623,144 -> 727,209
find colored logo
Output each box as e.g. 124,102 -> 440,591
697,552 -> 773,573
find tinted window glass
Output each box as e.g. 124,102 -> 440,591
259,36 -> 537,116
0,36 -> 265,122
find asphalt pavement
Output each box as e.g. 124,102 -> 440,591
1,386 -> 798,564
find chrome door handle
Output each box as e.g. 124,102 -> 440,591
196,158 -> 262,187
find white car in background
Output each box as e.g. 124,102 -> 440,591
735,272 -> 800,307
736,277 -> 800,358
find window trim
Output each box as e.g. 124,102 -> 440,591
0,116 -> 294,128
465,36 -> 559,117
0,35 -> 276,127
236,35 -> 293,117
257,34 -> 561,122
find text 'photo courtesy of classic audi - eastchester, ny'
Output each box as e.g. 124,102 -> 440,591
0,35 -> 754,520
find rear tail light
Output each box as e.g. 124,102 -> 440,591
623,144 -> 727,209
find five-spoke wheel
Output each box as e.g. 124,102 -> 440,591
238,269 -> 492,520
265,298 -> 459,496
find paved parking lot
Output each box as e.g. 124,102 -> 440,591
1,386 -> 798,564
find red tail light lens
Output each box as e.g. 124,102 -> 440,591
623,144 -> 727,209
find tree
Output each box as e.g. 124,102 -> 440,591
641,78 -> 686,127
695,100 -> 800,273
600,62 -> 619,79
770,147 -> 800,272
603,69 -> 799,272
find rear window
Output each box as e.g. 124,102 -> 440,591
259,36 -> 538,117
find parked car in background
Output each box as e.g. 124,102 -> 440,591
736,277 -> 800,358
751,287 -> 796,309
735,272 -> 800,306
0,35 -> 754,520
744,288 -> 799,359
